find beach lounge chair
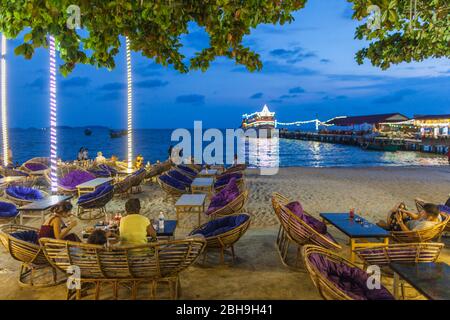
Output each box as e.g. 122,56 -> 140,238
40,236 -> 206,300
5,185 -> 49,206
77,184 -> 114,220
190,213 -> 251,264
302,245 -> 395,300
271,193 -> 341,267
157,173 -> 189,199
0,201 -> 19,223
390,213 -> 449,243
0,224 -> 64,287
205,178 -> 248,219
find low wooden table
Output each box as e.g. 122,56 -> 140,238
320,213 -> 390,263
191,177 -> 214,195
175,194 -> 207,227
76,177 -> 113,197
390,262 -> 450,300
18,195 -> 73,224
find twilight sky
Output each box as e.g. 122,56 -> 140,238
4,0 -> 450,129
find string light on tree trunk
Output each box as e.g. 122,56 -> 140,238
49,35 -> 58,193
1,34 -> 9,167
126,37 -> 133,172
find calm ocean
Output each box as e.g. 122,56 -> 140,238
7,128 -> 447,167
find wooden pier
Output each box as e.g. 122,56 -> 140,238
279,130 -> 450,155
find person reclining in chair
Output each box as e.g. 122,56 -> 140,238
377,202 -> 442,231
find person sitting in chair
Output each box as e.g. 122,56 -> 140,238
119,198 -> 156,245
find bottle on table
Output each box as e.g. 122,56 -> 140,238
349,208 -> 355,220
159,211 -> 165,231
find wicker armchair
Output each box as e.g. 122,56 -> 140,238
303,245 -> 395,300
20,157 -> 50,176
4,186 -> 49,206
44,164 -> 94,194
129,169 -> 147,194
189,213 -> 251,264
271,193 -> 341,267
415,198 -> 450,233
77,184 -> 114,220
157,174 -> 189,200
174,165 -> 198,179
113,174 -> 133,197
0,224 -> 64,287
207,189 -> 249,219
391,213 -> 449,243
40,236 -> 206,300
221,164 -> 246,175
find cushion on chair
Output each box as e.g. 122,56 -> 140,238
193,214 -> 249,238
168,170 -> 193,185
78,184 -> 113,204
0,201 -> 18,218
10,230 -> 39,244
159,174 -> 187,191
205,178 -> 240,215
99,164 -> 118,175
59,170 -> 95,190
24,162 -> 48,171
177,165 -> 197,176
214,172 -> 243,188
286,201 -> 327,234
6,186 -> 44,201
438,205 -> 450,215
308,253 -> 394,300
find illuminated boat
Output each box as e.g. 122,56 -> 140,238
241,104 -> 276,137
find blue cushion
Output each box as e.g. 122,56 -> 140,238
159,174 -> 188,191
78,184 -> 113,204
168,170 -> 193,185
177,165 -> 197,176
193,214 -> 249,238
10,230 -> 39,244
6,186 -> 44,201
438,205 -> 450,215
99,164 -> 118,175
0,201 -> 18,218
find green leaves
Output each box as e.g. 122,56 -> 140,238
348,0 -> 450,69
0,0 -> 307,75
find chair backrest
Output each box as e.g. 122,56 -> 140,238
391,213 -> 449,243
210,190 -> 249,218
205,214 -> 251,247
355,242 -> 444,266
278,204 -> 341,250
40,236 -> 206,280
114,175 -> 133,194
0,225 -> 48,266
302,245 -> 356,300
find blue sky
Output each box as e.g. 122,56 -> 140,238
4,0 -> 450,129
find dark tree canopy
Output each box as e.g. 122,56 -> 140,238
0,0 -> 307,75
348,0 -> 449,69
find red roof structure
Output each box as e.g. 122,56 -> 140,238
328,113 -> 409,126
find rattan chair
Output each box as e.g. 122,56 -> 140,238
113,174 -> 133,197
20,157 -> 50,175
77,185 -> 114,220
40,236 -> 206,300
174,165 -> 198,179
391,213 -> 449,243
271,193 -> 341,267
44,164 -> 94,194
303,245 -> 395,300
207,189 -> 249,219
221,164 -> 246,175
0,224 -> 64,287
189,213 -> 251,264
4,186 -> 49,206
157,174 -> 189,199
129,169 -> 147,194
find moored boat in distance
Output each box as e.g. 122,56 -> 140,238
241,104 -> 276,138
110,130 -> 127,138
84,128 -> 92,136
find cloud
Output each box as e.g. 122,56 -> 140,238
61,77 -> 91,88
135,79 -> 169,88
269,47 -> 316,64
96,91 -> 121,101
232,60 -> 318,76
250,92 -> 263,99
279,94 -> 298,99
98,82 -> 125,91
134,62 -> 163,77
373,89 -> 417,104
326,74 -> 387,81
175,94 -> 205,105
25,77 -> 46,90
289,87 -> 305,94
269,99 -> 283,104
320,59 -> 331,63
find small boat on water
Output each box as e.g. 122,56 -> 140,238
84,129 -> 92,136
110,130 -> 127,138
360,137 -> 401,152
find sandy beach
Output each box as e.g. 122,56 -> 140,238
0,166 -> 449,300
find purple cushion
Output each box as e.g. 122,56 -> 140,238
10,230 -> 39,244
24,162 -> 48,171
206,178 -> 240,215
193,214 -> 249,238
0,201 -> 18,218
6,186 -> 44,201
168,170 -> 193,185
438,205 -> 450,215
78,184 -> 113,204
99,164 -> 118,175
308,253 -> 394,300
214,172 -> 243,188
159,174 -> 187,191
59,170 -> 95,190
286,201 -> 327,234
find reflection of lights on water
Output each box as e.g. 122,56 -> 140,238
244,136 -> 279,168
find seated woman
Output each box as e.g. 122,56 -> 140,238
119,198 -> 156,245
38,201 -> 81,242
377,202 -> 442,231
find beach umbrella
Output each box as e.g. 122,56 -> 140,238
125,37 -> 133,172
48,35 -> 58,193
1,34 -> 9,166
